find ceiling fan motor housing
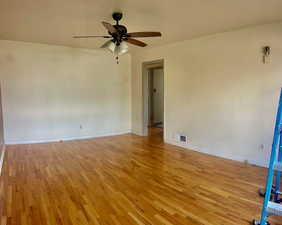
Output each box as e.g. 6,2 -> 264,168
113,25 -> 127,35
112,25 -> 127,45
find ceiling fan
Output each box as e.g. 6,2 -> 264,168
73,12 -> 162,63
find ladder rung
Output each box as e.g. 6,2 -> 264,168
274,162 -> 282,172
267,201 -> 282,216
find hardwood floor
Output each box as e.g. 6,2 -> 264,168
0,130 -> 281,225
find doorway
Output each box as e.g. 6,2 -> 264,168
142,60 -> 164,139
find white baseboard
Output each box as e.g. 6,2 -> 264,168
5,129 -> 132,145
0,145 -> 6,176
164,138 -> 268,168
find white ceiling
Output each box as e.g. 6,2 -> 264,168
1,0 -> 282,50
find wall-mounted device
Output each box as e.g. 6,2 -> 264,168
262,46 -> 271,64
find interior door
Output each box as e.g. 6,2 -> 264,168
152,68 -> 164,125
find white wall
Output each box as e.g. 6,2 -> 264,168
0,85 -> 4,147
131,22 -> 282,167
0,40 -> 131,144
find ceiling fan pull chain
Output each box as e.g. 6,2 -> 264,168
116,55 -> 119,64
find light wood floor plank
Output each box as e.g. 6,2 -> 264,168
0,128 -> 281,225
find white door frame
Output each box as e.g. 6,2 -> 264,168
142,59 -> 164,136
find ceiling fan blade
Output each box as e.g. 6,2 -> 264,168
125,38 -> 147,47
73,35 -> 111,38
127,32 -> 162,38
102,22 -> 117,33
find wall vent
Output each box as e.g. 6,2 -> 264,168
180,135 -> 187,143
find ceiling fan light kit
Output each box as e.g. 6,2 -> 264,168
73,12 -> 162,64
114,42 -> 129,55
101,40 -> 116,52
101,40 -> 128,64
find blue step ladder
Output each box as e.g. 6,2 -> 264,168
253,88 -> 282,225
